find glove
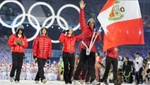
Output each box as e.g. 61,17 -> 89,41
15,40 -> 20,45
18,41 -> 23,46
15,40 -> 23,45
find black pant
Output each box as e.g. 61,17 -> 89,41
81,61 -> 88,80
35,58 -> 46,81
63,52 -> 75,84
80,61 -> 90,82
10,52 -> 24,81
102,56 -> 118,82
135,67 -> 143,84
74,49 -> 96,83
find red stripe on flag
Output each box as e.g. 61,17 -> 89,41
100,0 -> 115,12
103,18 -> 144,51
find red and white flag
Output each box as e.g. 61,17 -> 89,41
97,0 -> 144,51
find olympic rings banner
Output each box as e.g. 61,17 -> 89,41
0,0 -> 80,43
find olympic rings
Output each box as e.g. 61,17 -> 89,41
27,2 -> 55,29
0,0 -> 26,28
0,0 -> 80,42
57,4 -> 80,31
12,14 -> 40,41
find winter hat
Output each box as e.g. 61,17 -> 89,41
87,18 -> 95,24
16,25 -> 24,31
17,25 -> 24,29
16,25 -> 24,32
87,18 -> 95,28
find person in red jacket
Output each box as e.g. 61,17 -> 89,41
32,27 -> 52,84
74,1 -> 101,85
8,25 -> 28,83
59,28 -> 82,84
101,47 -> 119,85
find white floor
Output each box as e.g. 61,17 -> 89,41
0,80 -> 148,85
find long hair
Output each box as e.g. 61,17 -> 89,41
16,28 -> 25,38
67,28 -> 74,37
87,18 -> 95,29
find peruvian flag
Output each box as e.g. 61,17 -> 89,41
98,0 -> 144,52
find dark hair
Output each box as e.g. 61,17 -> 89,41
135,52 -> 140,56
148,51 -> 150,55
124,56 -> 129,60
16,28 -> 25,38
87,21 -> 95,29
41,27 -> 48,35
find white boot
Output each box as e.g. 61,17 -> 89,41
91,80 -> 97,85
74,80 -> 81,85
10,77 -> 14,82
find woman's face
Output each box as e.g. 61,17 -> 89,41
18,29 -> 23,35
41,28 -> 47,35
88,20 -> 95,29
68,29 -> 73,37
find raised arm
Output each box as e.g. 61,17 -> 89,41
79,0 -> 87,31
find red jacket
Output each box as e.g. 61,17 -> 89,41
8,34 -> 28,53
32,35 -> 52,59
59,33 -> 82,53
106,47 -> 118,59
80,9 -> 101,52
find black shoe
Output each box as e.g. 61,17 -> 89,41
69,81 -> 72,84
136,82 -> 139,85
140,80 -> 143,84
15,80 -> 19,83
104,80 -> 108,85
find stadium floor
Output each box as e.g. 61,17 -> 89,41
0,80 -> 148,85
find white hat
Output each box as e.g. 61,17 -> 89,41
17,25 -> 24,30
87,18 -> 95,24
16,25 -> 24,32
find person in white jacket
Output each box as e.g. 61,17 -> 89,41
133,53 -> 143,84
